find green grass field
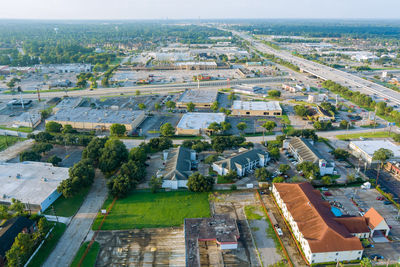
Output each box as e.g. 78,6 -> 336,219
70,241 -> 100,267
26,222 -> 66,267
244,205 -> 264,220
93,191 -> 211,230
336,131 -> 396,140
0,135 -> 25,152
43,187 -> 90,217
0,125 -> 33,133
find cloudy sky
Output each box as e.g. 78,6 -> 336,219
0,0 -> 399,20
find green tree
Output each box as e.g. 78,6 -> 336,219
268,90 -> 281,97
149,175 -> 163,193
255,167 -> 272,181
135,90 -> 140,96
220,121 -> 231,133
138,103 -> 146,110
294,105 -> 309,117
339,120 -> 349,129
297,161 -> 320,180
107,175 -> 132,198
272,176 -> 285,183
332,148 -> 349,160
110,123 -> 126,137
6,233 -> 35,267
45,121 -> 62,133
373,148 -> 394,184
186,101 -> 195,112
82,137 -> 108,166
47,155 -> 62,166
227,92 -> 236,101
187,172 -> 214,192
129,147 -> 147,163
154,103 -> 161,111
268,147 -> 280,160
313,121 -> 332,131
20,151 -> 41,162
236,122 -> 247,134
211,101 -> 219,112
204,154 -> 219,164
37,217 -> 51,237
321,175 -> 332,185
279,164 -> 290,174
160,123 -> 175,137
207,122 -> 222,134
31,142 -> 53,155
262,121 -> 277,132
360,257 -> 372,267
99,139 -> 129,175
62,124 -> 77,134
166,100 -> 176,111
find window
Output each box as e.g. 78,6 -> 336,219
264,112 -> 268,115
246,112 -> 250,115
358,251 -> 361,254
335,253 -> 339,256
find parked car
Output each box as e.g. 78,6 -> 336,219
369,254 -> 384,260
376,196 -> 385,201
384,200 -> 392,205
276,228 -> 283,236
324,192 -> 332,196
321,187 -> 329,191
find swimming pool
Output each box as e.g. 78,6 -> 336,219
331,207 -> 342,217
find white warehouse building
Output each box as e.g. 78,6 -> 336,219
0,162 -> 69,212
349,140 -> 400,165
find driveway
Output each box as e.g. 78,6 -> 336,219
42,172 -> 108,267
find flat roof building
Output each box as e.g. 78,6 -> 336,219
176,90 -> 218,108
47,107 -> 146,132
0,162 -> 69,212
176,112 -> 225,135
349,140 -> 400,165
231,100 -> 282,116
272,183 -> 364,264
185,214 -> 240,267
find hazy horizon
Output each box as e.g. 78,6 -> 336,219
1,0 -> 400,20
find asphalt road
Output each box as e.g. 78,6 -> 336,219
365,169 -> 400,201
42,172 -> 107,267
229,29 -> 400,107
0,76 -> 287,100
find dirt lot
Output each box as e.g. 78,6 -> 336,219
95,228 -> 186,267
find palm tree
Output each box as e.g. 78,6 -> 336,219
372,148 -> 393,185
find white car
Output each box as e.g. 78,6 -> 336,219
276,228 -> 283,236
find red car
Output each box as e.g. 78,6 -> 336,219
376,196 -> 384,200
324,192 -> 333,196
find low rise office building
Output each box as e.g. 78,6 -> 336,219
0,162 -> 69,212
176,112 -> 225,135
349,140 -> 400,165
231,100 -> 282,116
176,89 -> 219,109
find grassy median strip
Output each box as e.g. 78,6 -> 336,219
336,131 -> 395,140
70,241 -> 100,267
26,222 -> 67,267
92,191 -> 210,230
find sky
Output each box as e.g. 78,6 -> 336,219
0,0 -> 399,20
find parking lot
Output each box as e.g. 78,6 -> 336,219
325,187 -> 400,262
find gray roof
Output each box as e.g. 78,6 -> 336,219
289,137 -> 324,163
214,149 -> 267,171
163,146 -> 193,181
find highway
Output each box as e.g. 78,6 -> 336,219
0,76 -> 286,100
230,30 -> 400,106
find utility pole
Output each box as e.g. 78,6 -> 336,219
51,205 -> 59,223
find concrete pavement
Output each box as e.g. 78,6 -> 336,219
42,172 -> 107,267
0,139 -> 34,162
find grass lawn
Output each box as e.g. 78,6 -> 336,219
336,131 -> 396,140
26,222 -> 67,267
0,125 -> 33,133
171,135 -> 203,140
70,241 -> 100,267
244,205 -> 264,220
243,132 -> 274,137
217,175 -> 234,184
43,187 -> 90,217
0,135 -> 26,152
93,191 -> 211,230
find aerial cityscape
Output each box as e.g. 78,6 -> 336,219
0,1 -> 400,267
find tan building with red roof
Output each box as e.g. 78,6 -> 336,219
272,182 -> 365,264
363,207 -> 390,237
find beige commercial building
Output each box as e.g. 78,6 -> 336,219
176,112 -> 225,135
231,100 -> 282,116
46,107 -> 146,131
176,89 -> 219,109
